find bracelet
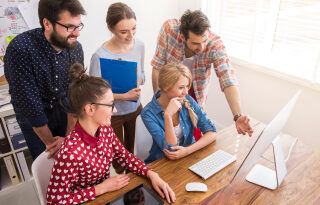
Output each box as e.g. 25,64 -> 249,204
233,114 -> 242,122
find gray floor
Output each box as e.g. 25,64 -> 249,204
0,180 -> 40,205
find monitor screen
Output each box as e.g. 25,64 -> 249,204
231,90 -> 301,183
110,184 -> 164,205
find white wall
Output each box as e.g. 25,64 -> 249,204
78,0 -> 201,106
205,58 -> 320,149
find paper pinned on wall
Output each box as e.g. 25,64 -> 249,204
18,0 -> 40,29
5,36 -> 15,45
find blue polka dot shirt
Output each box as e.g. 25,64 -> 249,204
4,28 -> 84,127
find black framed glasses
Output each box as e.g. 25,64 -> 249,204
91,102 -> 115,111
55,21 -> 84,32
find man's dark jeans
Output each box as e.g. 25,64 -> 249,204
16,106 -> 67,160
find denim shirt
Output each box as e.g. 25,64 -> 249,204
141,90 -> 216,164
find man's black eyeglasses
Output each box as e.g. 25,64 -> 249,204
91,102 -> 115,111
55,21 -> 84,32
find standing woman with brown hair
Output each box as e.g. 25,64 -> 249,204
89,2 -> 144,174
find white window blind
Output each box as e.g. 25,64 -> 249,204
204,0 -> 320,84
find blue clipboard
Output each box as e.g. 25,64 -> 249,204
100,58 -> 138,94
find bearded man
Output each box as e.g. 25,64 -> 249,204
4,0 -> 85,159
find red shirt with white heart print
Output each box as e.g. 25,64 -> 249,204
46,122 -> 151,204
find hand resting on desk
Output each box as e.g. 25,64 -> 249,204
147,170 -> 176,203
163,131 -> 217,161
95,174 -> 130,196
95,171 -> 176,203
163,146 -> 190,160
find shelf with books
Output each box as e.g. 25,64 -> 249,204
13,146 -> 28,154
0,104 -> 14,118
0,151 -> 13,159
0,104 -> 33,192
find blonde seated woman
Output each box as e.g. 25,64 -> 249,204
46,63 -> 175,204
141,62 -> 217,164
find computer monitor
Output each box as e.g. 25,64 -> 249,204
231,90 -> 301,190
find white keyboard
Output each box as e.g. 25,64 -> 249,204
189,150 -> 236,180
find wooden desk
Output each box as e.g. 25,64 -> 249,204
86,119 -> 320,205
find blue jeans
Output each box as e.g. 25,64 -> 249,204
16,106 -> 67,160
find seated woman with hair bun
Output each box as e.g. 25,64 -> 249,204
141,62 -> 217,164
46,63 -> 175,204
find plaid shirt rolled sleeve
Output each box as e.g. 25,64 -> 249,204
210,36 -> 238,90
151,25 -> 167,69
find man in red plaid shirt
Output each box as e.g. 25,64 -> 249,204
151,10 -> 253,137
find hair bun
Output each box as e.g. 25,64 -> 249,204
69,63 -> 87,81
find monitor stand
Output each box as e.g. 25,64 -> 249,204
245,136 -> 287,190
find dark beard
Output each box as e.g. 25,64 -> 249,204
50,28 -> 77,49
184,44 -> 198,58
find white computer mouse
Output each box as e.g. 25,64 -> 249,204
185,182 -> 208,192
